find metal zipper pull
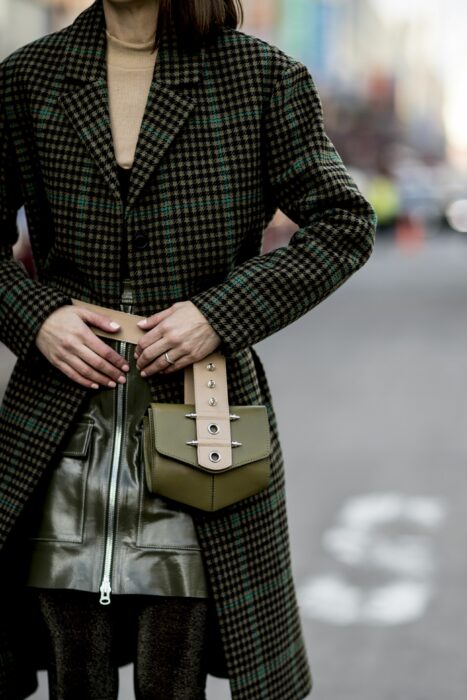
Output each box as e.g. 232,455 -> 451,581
99,576 -> 112,605
98,338 -> 129,607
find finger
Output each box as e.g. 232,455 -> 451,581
65,353 -> 121,388
136,344 -> 165,371
134,326 -> 165,359
79,345 -> 127,384
55,358 -> 101,390
158,354 -> 189,375
136,337 -> 173,370
140,350 -> 185,378
76,308 -> 122,334
137,306 -> 174,331
83,331 -> 130,372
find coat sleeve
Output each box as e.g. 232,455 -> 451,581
0,65 -> 71,361
190,60 -> 377,355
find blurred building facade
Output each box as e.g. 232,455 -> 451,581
273,0 -> 446,171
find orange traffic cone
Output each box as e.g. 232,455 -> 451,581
395,215 -> 426,252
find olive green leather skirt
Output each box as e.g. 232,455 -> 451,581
25,284 -> 208,603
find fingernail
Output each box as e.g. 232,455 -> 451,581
91,383 -> 99,390
122,364 -> 130,372
110,322 -> 120,330
140,370 -> 147,378
137,319 -> 147,327
108,381 -> 117,388
118,376 -> 126,384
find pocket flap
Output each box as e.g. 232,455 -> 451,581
60,421 -> 94,458
148,404 -> 270,473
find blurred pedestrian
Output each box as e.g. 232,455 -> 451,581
0,0 -> 376,698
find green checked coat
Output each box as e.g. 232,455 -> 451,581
0,1 -> 376,697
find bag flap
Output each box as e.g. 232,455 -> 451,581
148,404 -> 270,472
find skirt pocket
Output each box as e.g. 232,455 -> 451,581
29,420 -> 93,544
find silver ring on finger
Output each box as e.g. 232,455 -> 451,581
164,351 -> 175,365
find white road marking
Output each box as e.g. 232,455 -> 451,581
338,493 -> 446,530
299,576 -> 432,626
298,492 -> 447,626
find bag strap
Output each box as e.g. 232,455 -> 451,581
72,299 -> 233,470
185,352 -> 233,470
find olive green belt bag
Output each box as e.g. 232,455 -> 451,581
143,352 -> 271,512
70,300 -> 271,513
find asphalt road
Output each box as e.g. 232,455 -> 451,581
2,233 -> 466,699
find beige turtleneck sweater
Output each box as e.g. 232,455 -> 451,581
105,29 -> 158,169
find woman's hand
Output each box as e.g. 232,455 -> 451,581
35,305 -> 130,389
134,301 -> 221,377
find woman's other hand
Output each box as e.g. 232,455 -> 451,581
134,301 -> 221,376
35,305 -> 130,389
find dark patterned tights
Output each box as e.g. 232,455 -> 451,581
34,590 -> 210,700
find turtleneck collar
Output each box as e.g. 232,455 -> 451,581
106,28 -> 157,70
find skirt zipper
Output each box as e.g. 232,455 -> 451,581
99,340 -> 129,605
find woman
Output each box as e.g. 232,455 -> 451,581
0,0 -> 376,698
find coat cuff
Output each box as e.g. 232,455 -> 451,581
0,267 -> 71,361
189,291 -> 246,357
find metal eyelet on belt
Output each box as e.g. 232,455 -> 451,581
207,423 -> 220,435
209,451 -> 221,463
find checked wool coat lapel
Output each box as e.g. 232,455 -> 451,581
59,11 -> 203,209
0,1 -> 376,697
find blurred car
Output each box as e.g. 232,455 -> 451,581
391,157 -> 444,227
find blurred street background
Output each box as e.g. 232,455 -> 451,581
1,0 -> 467,698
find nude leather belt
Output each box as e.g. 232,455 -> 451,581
71,298 -> 227,430
71,298 -> 146,345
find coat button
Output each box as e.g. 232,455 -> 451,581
133,233 -> 149,250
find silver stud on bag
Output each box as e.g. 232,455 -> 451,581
208,423 -> 220,435
206,362 -> 216,372
208,397 -> 217,406
209,451 -> 221,463
207,379 -> 216,388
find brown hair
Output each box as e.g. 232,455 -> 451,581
153,0 -> 244,51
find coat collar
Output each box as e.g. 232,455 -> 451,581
63,0 -> 204,86
60,0 -> 204,206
